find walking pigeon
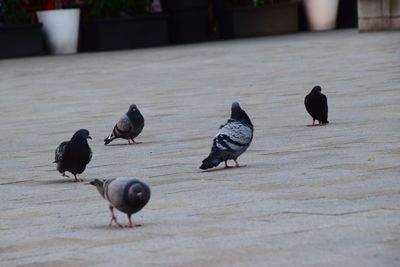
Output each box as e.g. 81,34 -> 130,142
54,129 -> 92,182
200,102 -> 253,170
104,104 -> 144,145
90,178 -> 151,228
304,85 -> 329,126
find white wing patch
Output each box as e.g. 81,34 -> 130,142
54,141 -> 68,162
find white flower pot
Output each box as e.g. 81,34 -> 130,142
304,0 -> 339,31
37,9 -> 80,54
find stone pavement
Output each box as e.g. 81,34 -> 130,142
0,29 -> 399,267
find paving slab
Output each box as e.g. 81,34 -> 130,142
0,29 -> 399,267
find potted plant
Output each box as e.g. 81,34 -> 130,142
216,0 -> 300,39
303,0 -> 339,31
161,0 -> 209,44
0,0 -> 45,59
83,0 -> 169,52
34,0 -> 82,54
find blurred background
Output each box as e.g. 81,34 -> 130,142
0,0 -> 398,59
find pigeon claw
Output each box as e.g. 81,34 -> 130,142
127,216 -> 141,228
234,160 -> 242,168
224,160 -> 245,168
73,175 -> 82,182
109,217 -> 123,227
224,161 -> 234,168
109,206 -> 122,227
128,139 -> 141,145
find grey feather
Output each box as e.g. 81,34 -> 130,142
200,102 -> 253,169
104,104 -> 144,145
54,141 -> 68,163
91,177 -> 150,216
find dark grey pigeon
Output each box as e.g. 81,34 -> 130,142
200,102 -> 254,170
104,104 -> 144,145
90,177 -> 151,228
54,129 -> 92,182
304,85 -> 329,126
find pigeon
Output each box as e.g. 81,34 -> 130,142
200,102 -> 253,170
90,178 -> 151,228
54,129 -> 92,182
104,104 -> 144,145
304,85 -> 329,126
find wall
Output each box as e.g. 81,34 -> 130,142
358,0 -> 400,31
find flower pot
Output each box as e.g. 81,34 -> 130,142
304,0 -> 339,31
37,9 -> 80,54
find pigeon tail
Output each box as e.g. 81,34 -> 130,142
200,151 -> 222,170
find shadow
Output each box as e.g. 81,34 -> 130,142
306,123 -> 332,127
37,178 -> 88,185
88,223 -> 148,230
104,143 -> 131,147
104,142 -> 143,147
199,165 -> 247,173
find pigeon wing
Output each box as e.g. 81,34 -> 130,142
213,120 -> 253,152
87,146 -> 93,164
321,94 -> 328,120
112,115 -> 133,139
54,141 -> 68,163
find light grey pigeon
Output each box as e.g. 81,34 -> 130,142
90,177 -> 151,227
200,102 -> 253,170
104,104 -> 144,145
54,129 -> 92,182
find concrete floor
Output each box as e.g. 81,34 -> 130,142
0,29 -> 399,267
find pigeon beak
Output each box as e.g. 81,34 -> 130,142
88,136 -> 92,140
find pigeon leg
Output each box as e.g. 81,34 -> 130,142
109,206 -> 122,227
234,160 -> 245,168
127,214 -> 141,228
128,139 -> 141,145
224,161 -> 234,168
307,119 -> 317,127
73,175 -> 81,182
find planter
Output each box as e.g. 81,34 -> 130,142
304,0 -> 339,31
37,9 -> 80,54
161,0 -> 209,44
83,14 -> 169,51
218,3 -> 299,39
0,24 -> 45,59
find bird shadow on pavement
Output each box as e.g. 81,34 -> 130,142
37,179 -> 85,185
199,165 -> 248,173
104,143 -> 141,147
88,223 -> 149,230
